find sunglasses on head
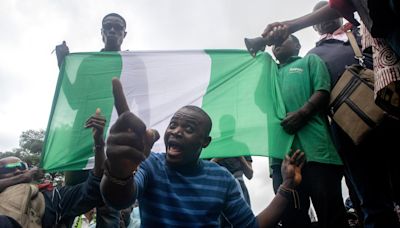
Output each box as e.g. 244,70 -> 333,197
102,23 -> 124,32
0,161 -> 28,175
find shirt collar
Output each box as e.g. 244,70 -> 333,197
279,56 -> 301,67
319,32 -> 348,43
165,156 -> 204,175
317,23 -> 353,44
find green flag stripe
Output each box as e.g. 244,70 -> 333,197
41,52 -> 122,172
200,50 -> 292,158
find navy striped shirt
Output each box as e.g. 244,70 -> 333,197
134,152 -> 257,227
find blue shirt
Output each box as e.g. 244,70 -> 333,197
134,152 -> 257,227
307,38 -> 359,86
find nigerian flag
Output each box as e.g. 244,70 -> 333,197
41,50 -> 293,172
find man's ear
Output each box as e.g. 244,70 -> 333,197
101,29 -> 105,43
295,43 -> 301,52
202,136 -> 212,148
124,31 -> 127,38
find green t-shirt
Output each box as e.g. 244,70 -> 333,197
272,54 -> 342,165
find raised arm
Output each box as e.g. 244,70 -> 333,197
84,108 -> 107,177
55,41 -> 69,69
100,78 -> 159,209
261,4 -> 342,45
256,150 -> 305,228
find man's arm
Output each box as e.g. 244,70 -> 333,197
84,108 -> 107,177
239,157 -> 253,180
47,109 -> 110,222
0,167 -> 42,192
256,150 -> 305,228
262,4 -> 341,45
100,78 -> 159,210
211,157 -> 253,179
280,90 -> 330,134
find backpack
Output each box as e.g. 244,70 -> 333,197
0,183 -> 45,228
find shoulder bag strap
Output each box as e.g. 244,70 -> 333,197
345,30 -> 365,66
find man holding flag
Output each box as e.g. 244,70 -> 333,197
55,13 -> 128,186
54,13 -> 130,228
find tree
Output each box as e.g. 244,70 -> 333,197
0,151 -> 17,159
0,129 -> 45,167
19,129 -> 45,154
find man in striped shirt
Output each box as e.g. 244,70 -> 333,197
100,78 -> 305,227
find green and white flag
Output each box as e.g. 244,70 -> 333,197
41,50 -> 293,172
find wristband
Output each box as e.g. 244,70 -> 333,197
278,185 -> 300,209
103,161 -> 134,186
94,144 -> 104,150
93,140 -> 105,150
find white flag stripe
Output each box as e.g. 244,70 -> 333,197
118,51 -> 211,152
85,51 -> 212,169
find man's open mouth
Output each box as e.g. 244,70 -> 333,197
167,141 -> 183,156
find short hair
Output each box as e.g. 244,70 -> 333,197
102,13 -> 126,28
313,1 -> 328,12
289,34 -> 300,46
181,105 -> 212,136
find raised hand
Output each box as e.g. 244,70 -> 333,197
21,167 -> 44,183
261,22 -> 290,46
55,41 -> 69,69
85,108 -> 106,146
106,78 -> 159,179
281,150 -> 305,188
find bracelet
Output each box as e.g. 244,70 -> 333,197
94,144 -> 104,150
278,185 -> 300,209
103,161 -> 133,186
94,140 -> 105,150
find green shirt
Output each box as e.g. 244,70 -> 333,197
274,54 -> 342,165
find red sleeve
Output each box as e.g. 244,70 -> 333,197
329,0 -> 360,26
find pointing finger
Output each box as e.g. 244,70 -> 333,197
110,111 -> 146,136
96,108 -> 101,116
112,77 -> 130,116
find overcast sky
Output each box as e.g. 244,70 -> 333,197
0,0 -> 335,213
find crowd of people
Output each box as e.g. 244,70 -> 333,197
262,1 -> 400,228
1,1 -> 399,227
